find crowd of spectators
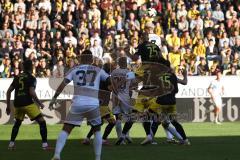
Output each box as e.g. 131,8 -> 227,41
0,0 -> 239,78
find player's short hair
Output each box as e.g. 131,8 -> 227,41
23,59 -> 33,71
80,50 -> 93,64
141,32 -> 149,41
117,57 -> 127,68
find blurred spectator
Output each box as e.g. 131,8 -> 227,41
206,39 -> 220,62
90,39 -> 103,59
116,31 -> 128,49
212,4 -> 224,23
36,58 -> 51,77
0,40 -> 10,58
226,65 -> 237,75
64,30 -> 77,47
0,22 -> 13,38
197,57 -> 209,76
187,59 -> 198,76
103,33 -> 114,53
0,54 -> 11,78
193,39 -> 206,59
25,40 -> 37,59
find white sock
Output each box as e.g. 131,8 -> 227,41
164,128 -> 174,140
215,116 -> 218,123
42,142 -> 48,148
147,134 -> 152,140
115,120 -> 122,138
9,141 -> 15,147
167,124 -> 183,140
94,131 -> 102,160
54,130 -> 69,159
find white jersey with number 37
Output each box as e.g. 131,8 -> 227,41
65,64 -> 109,106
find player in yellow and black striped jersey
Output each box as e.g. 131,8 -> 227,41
6,60 -> 50,150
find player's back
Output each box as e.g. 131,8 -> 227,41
12,72 -> 36,107
65,64 -> 109,106
111,68 -> 135,96
135,41 -> 162,62
156,72 -> 178,105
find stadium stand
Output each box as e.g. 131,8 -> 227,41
0,0 -> 239,78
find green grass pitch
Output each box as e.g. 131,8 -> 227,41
0,122 -> 240,160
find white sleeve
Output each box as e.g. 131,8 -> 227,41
64,69 -> 74,82
100,69 -> 109,81
208,81 -> 213,89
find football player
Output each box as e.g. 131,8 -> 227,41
49,50 -> 110,160
111,57 -> 137,145
82,63 -> 116,145
6,60 -> 49,150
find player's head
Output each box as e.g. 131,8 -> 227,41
141,32 -> 149,42
117,57 -> 127,69
80,50 -> 93,64
23,59 -> 33,72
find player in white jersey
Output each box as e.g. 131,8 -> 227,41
111,57 -> 137,145
208,69 -> 224,124
49,50 -> 110,160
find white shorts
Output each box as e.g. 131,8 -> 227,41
65,105 -> 101,126
212,97 -> 222,108
112,94 -> 132,115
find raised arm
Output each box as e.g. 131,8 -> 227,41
177,69 -> 188,85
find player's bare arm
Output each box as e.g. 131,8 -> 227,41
208,86 -> 214,99
177,69 -> 188,85
29,87 -> 44,109
49,78 -> 70,110
6,85 -> 15,115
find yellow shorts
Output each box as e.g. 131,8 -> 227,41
133,95 -> 160,114
148,98 -> 161,114
160,104 -> 177,115
100,105 -> 111,117
133,95 -> 149,113
14,103 -> 41,121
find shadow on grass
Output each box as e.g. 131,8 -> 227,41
0,136 -> 240,160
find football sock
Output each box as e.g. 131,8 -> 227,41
10,120 -> 22,142
151,122 -> 160,136
143,122 -> 151,135
122,121 -> 133,135
93,131 -> 102,160
164,129 -> 174,140
166,124 -> 183,140
87,127 -> 94,139
39,121 -> 48,143
171,120 -> 187,140
103,123 -> 115,140
115,120 -> 122,138
54,130 -> 69,159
